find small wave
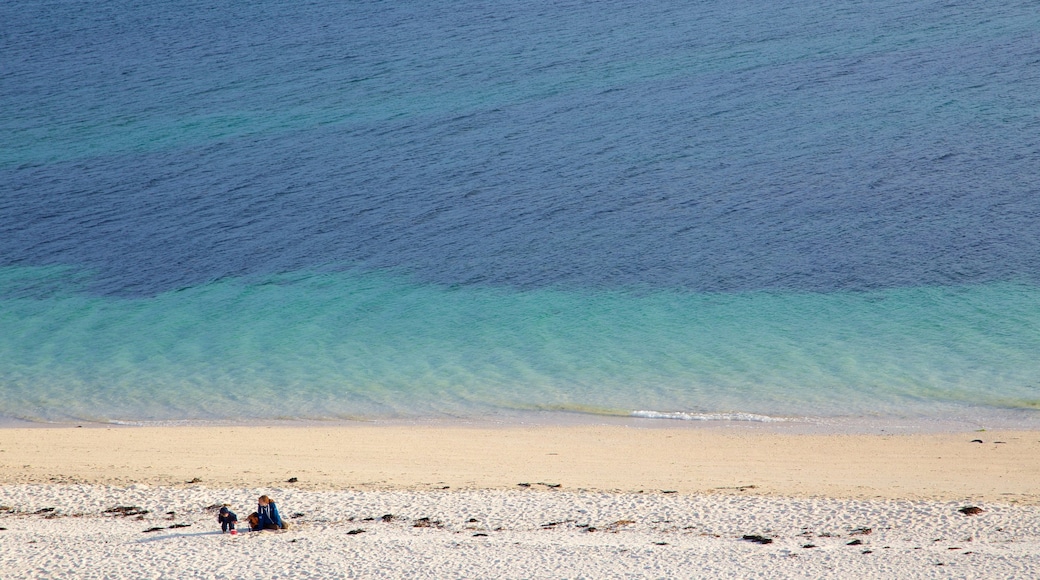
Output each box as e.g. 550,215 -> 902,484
632,410 -> 795,423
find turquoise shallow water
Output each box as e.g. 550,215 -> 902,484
3,0 -> 1039,427
1,266 -> 1037,426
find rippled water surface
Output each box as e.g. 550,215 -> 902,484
2,0 -> 1038,427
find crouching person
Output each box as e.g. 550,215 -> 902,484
254,495 -> 289,531
217,506 -> 238,533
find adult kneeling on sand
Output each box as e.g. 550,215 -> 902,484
252,495 -> 288,531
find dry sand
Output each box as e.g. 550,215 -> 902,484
1,424 -> 1039,578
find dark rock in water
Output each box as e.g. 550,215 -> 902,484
346,529 -> 365,535
142,527 -> 165,533
287,477 -> 298,483
970,439 -> 983,443
742,535 -> 773,544
959,506 -> 984,516
847,539 -> 863,546
850,527 -> 872,536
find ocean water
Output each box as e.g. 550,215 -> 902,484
1,0 -> 1038,428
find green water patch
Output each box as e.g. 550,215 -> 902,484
0,266 -> 1038,423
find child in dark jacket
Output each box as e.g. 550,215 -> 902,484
217,507 -> 238,533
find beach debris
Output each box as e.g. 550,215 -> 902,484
205,504 -> 224,511
605,520 -> 635,533
802,544 -> 817,549
291,512 -> 305,519
187,477 -> 202,484
717,485 -> 757,492
537,482 -> 561,488
168,523 -> 191,529
995,441 -> 1006,444
847,539 -> 863,546
165,511 -> 176,520
653,542 -> 668,545
661,490 -> 677,494
287,477 -> 298,483
0,506 -> 12,512
959,506 -> 984,516
742,535 -> 773,545
467,518 -> 479,523
517,482 -> 531,487
849,527 -> 872,536
413,517 -> 442,529
970,439 -> 983,443
33,508 -> 56,515
862,550 -> 873,554
103,506 -> 149,517
381,514 -> 395,522
346,529 -> 365,535
473,533 -> 488,537
142,527 -> 165,533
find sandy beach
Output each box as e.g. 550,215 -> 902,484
2,424 -> 1039,578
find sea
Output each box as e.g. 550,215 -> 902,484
2,0 -> 1038,430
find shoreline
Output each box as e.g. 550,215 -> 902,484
1,424 -> 1037,504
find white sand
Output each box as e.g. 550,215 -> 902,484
2,425 -> 1039,578
2,485 -> 1039,578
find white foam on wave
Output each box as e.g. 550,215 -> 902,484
631,410 -> 795,423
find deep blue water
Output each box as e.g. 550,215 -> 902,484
1,0 -> 1038,427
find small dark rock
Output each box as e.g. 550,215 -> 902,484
361,517 -> 375,521
585,527 -> 596,532
291,512 -> 305,519
970,439 -> 983,443
862,550 -> 873,554
653,541 -> 668,546
850,527 -> 872,536
661,490 -> 677,494
168,523 -> 191,529
381,514 -> 395,522
473,533 -> 488,537
346,529 -> 366,535
187,477 -> 202,484
33,508 -> 56,515
802,544 -> 817,549
467,518 -> 479,523
517,483 -> 531,487
287,477 -> 298,483
847,539 -> 863,546
959,506 -> 984,516
742,535 -> 773,545
142,527 -> 165,533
